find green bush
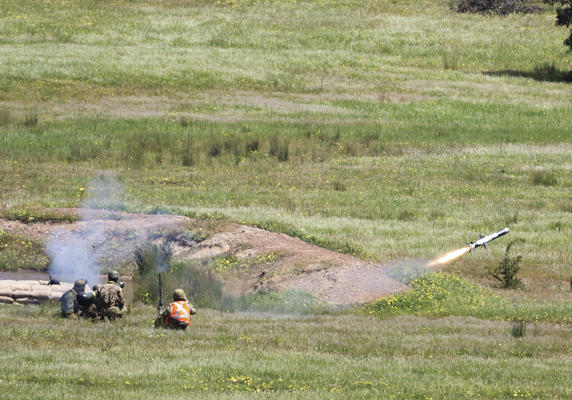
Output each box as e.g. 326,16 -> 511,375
134,240 -> 173,276
511,318 -> 527,337
457,0 -> 542,14
133,241 -> 233,310
486,239 -> 525,289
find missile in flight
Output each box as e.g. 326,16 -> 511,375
469,228 -> 509,251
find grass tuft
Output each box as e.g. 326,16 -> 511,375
532,170 -> 558,186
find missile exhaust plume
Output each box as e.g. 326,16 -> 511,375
426,228 -> 509,267
426,246 -> 471,267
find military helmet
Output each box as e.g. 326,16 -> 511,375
73,279 -> 87,288
173,288 -> 186,301
73,279 -> 87,292
92,283 -> 103,292
108,270 -> 120,282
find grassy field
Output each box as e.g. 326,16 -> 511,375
0,0 -> 570,284
0,0 -> 571,397
1,304 -> 572,400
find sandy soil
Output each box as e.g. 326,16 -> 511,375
0,209 -> 406,305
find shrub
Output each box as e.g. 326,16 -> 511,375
268,134 -> 289,162
532,170 -> 558,186
134,240 -> 173,276
133,240 -> 172,305
133,241 -> 233,310
170,261 -> 232,310
486,239 -> 525,289
397,209 -> 415,221
457,0 -> 542,14
245,138 -> 259,153
544,0 -> 572,50
332,181 -> 347,192
181,134 -> 194,167
23,110 -> 39,127
511,318 -> 527,337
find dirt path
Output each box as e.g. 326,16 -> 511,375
0,209 -> 406,305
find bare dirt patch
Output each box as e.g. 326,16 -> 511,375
0,208 -> 405,305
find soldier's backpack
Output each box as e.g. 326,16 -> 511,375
98,283 -> 120,308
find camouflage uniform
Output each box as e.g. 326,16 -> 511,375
96,273 -> 126,321
77,284 -> 101,320
60,279 -> 93,319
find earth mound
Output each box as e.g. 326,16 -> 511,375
0,209 -> 406,305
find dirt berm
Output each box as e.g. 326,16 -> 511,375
0,209 -> 406,305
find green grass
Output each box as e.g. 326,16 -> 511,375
0,0 -> 569,290
0,303 -> 571,399
0,231 -> 50,271
366,272 -> 572,323
1,207 -> 77,224
0,1 -> 571,397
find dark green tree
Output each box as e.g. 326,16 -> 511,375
544,0 -> 572,50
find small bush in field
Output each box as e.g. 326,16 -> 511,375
246,138 -> 259,153
511,318 -> 527,337
487,239 -> 525,289
134,240 -> 173,276
23,111 -> 39,127
268,134 -> 289,162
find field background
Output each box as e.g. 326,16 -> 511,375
0,0 -> 571,398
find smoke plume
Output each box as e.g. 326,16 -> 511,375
46,172 -> 124,285
385,259 -> 430,284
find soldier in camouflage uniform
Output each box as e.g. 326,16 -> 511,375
96,271 -> 126,321
76,283 -> 102,320
155,289 -> 196,330
59,279 -> 92,319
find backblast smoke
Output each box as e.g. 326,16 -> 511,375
46,172 -> 124,285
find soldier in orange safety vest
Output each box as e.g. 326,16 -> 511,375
155,289 -> 196,330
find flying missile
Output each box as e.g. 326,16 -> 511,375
469,228 -> 509,251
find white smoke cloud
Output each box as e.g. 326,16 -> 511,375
46,172 -> 124,285
385,259 -> 430,284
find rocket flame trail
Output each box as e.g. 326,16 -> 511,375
426,246 -> 472,267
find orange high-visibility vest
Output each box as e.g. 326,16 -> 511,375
165,300 -> 191,327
